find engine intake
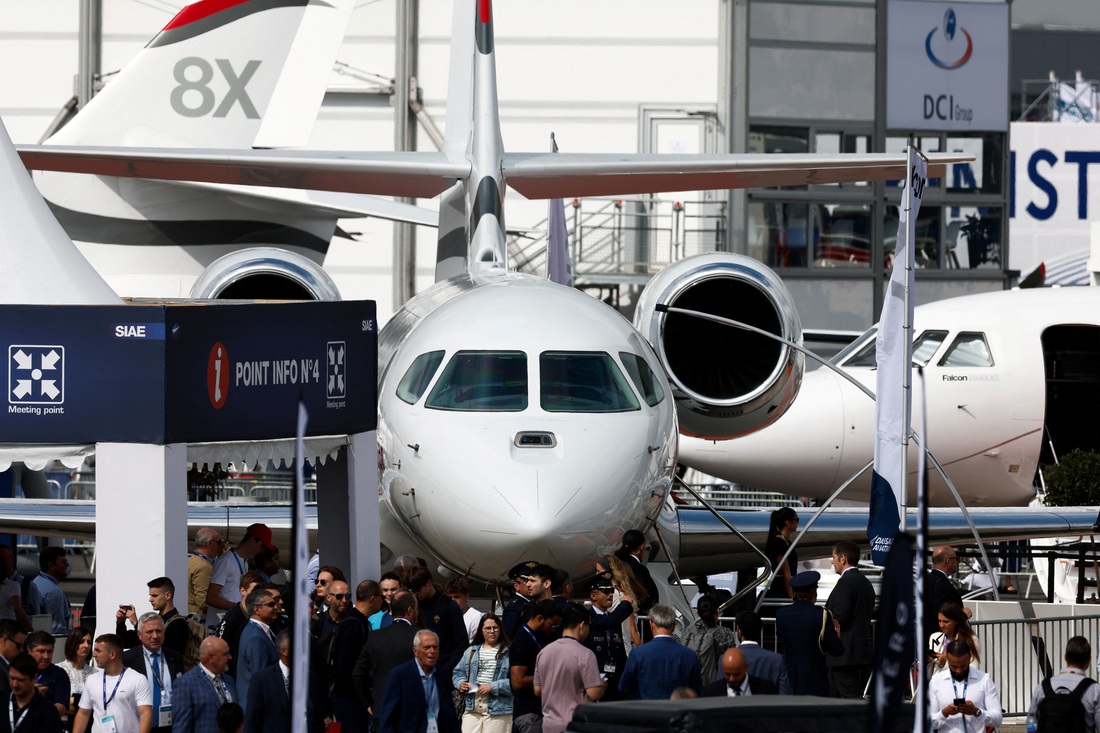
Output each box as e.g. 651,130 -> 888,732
633,253 -> 803,439
189,247 -> 341,301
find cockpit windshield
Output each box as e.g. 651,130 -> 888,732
540,351 -> 640,412
425,351 -> 528,411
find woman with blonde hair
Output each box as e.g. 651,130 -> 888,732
597,554 -> 645,649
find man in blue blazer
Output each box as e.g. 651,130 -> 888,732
172,637 -> 238,733
734,610 -> 791,694
378,630 -> 460,733
237,588 -> 280,714
245,630 -> 326,733
618,604 -> 702,700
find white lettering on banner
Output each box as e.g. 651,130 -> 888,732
7,404 -> 64,416
234,358 -> 322,388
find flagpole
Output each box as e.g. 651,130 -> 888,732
290,399 -> 310,732
899,138 -> 915,532
914,367 -> 929,733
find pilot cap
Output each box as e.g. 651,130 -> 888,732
508,560 -> 541,580
583,572 -> 615,594
789,570 -> 821,590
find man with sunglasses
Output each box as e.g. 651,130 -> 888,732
187,528 -> 225,616
0,621 -> 27,697
235,587 -> 279,715
321,581 -> 368,733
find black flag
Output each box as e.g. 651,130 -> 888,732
868,532 -> 916,733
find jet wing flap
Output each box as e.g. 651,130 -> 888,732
17,146 -> 469,200
501,152 -> 973,200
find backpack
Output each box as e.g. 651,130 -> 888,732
169,613 -> 208,671
1037,676 -> 1096,733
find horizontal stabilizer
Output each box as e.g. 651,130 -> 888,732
172,180 -> 439,227
18,146 -> 971,200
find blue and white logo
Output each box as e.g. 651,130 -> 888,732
327,341 -> 346,400
925,8 -> 973,70
9,345 -> 65,405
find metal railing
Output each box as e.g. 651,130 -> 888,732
507,197 -> 727,281
671,482 -> 806,510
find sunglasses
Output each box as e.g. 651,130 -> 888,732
330,593 -> 351,601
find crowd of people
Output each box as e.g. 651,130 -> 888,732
5,512 -> 1100,733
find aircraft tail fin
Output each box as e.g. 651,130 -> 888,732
45,0 -> 353,150
0,119 -> 119,305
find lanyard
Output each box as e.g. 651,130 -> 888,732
951,675 -> 969,701
103,669 -> 125,711
523,627 -> 542,650
147,652 -> 165,692
190,553 -> 214,566
230,550 -> 244,574
8,696 -> 27,731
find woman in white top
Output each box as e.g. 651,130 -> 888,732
57,626 -> 95,727
928,601 -> 980,675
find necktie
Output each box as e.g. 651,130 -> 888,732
151,652 -> 161,724
214,675 -> 228,703
733,685 -> 742,695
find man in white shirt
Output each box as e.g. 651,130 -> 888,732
929,640 -> 1002,732
444,577 -> 483,643
72,634 -> 153,733
203,523 -> 275,629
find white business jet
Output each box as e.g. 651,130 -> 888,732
677,285 -> 1100,508
16,0 -> 1095,581
32,0 -> 435,301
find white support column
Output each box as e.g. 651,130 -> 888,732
94,443 -> 187,638
316,431 -> 380,584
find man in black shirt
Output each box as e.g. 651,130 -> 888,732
407,566 -> 467,676
510,599 -> 563,733
2,653 -> 61,733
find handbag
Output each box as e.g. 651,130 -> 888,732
453,648 -> 476,716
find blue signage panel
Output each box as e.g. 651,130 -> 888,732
0,305 -> 166,443
163,300 -> 377,443
0,300 -> 377,445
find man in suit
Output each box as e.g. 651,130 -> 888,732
825,540 -> 876,698
172,637 -> 238,733
245,630 -> 326,733
120,612 -> 185,732
614,530 -> 659,613
925,546 -> 970,648
0,622 -> 28,698
774,571 -> 843,696
236,587 -> 280,715
353,590 -> 419,726
733,611 -> 791,694
378,630 -> 460,733
618,604 -> 702,700
702,648 -> 779,697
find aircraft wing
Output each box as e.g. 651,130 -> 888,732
17,146 -> 971,199
667,505 -> 1100,576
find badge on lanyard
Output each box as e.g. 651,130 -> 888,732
426,713 -> 439,733
100,715 -> 119,733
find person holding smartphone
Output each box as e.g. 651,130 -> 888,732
929,640 -> 1002,732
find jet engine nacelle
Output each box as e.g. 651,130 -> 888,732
633,252 -> 803,439
189,247 -> 341,301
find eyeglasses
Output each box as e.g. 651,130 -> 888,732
483,627 -> 500,633
330,593 -> 351,601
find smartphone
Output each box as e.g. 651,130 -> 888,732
953,698 -> 966,706
120,605 -> 133,611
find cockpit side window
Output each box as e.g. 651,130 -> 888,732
619,352 -> 665,407
396,350 -> 445,405
836,328 -> 948,367
938,332 -> 994,367
425,351 -> 528,411
540,352 -> 640,413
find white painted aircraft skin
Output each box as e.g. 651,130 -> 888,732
679,286 -> 1100,508
17,0 -> 1098,581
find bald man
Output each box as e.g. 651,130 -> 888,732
702,648 -> 780,697
171,637 -> 239,733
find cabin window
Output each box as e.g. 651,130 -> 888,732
837,328 -> 948,368
425,351 -> 528,411
540,352 -> 640,413
938,332 -> 994,367
619,352 -> 665,407
396,350 -> 445,404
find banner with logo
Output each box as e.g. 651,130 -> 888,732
0,300 -> 377,445
886,1 -> 1009,131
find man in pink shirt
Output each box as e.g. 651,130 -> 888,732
534,605 -> 605,733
